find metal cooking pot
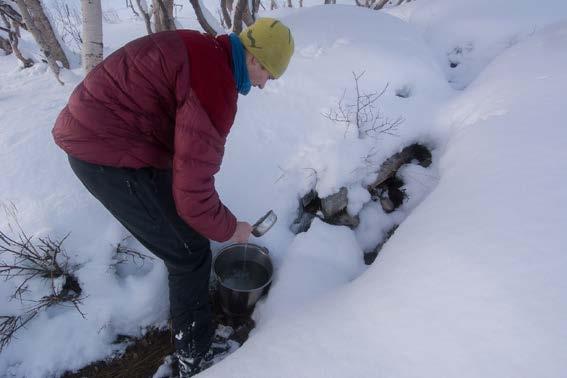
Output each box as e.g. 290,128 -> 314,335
213,243 -> 273,316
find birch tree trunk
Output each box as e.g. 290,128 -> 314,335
81,0 -> 102,73
232,0 -> 254,34
0,4 -> 33,66
188,0 -> 221,36
15,0 -> 66,83
220,0 -> 232,29
3,18 -> 34,67
220,0 -> 256,33
152,0 -> 175,32
134,0 -> 152,34
0,12 -> 12,54
232,0 -> 246,34
11,30 -> 34,67
16,0 -> 69,68
372,0 -> 389,9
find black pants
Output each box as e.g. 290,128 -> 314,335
68,155 -> 214,356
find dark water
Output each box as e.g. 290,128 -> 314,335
220,260 -> 270,291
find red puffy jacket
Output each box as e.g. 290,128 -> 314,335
52,31 -> 238,242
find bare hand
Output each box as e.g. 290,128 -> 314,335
230,221 -> 253,243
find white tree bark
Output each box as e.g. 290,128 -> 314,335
16,0 -> 69,68
134,0 -> 152,34
15,0 -> 66,83
188,0 -> 222,36
232,0 -> 254,34
0,13 -> 34,67
81,0 -> 102,73
152,0 -> 175,32
220,0 -> 232,29
372,0 -> 389,9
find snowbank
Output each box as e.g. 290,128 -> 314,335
387,0 -> 567,89
201,17 -> 567,378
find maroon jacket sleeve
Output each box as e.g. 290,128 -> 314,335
172,91 -> 237,242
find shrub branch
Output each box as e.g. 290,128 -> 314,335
323,71 -> 403,139
0,209 -> 83,352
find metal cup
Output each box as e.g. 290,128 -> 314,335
251,210 -> 277,237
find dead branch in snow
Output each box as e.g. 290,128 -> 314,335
0,289 -> 85,352
0,207 -> 84,352
112,236 -> 155,269
323,71 -> 402,139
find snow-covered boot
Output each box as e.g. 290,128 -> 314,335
173,319 -> 214,378
175,349 -> 203,378
199,325 -> 241,371
175,323 -> 240,377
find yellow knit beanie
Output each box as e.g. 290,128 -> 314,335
239,18 -> 294,79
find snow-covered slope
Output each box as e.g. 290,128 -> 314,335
1,1 -> 566,377
387,0 -> 567,89
201,14 -> 567,378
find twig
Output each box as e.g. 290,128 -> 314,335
323,71 -> 402,139
112,236 -> 154,269
0,210 -> 83,351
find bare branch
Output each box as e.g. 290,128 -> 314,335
0,1 -> 25,29
372,0 -> 388,10
0,230 -> 72,293
188,0 -> 217,36
220,0 -> 232,29
0,210 -> 84,351
134,0 -> 152,34
126,0 -> 140,17
0,3 -> 32,65
49,0 -> 82,53
0,312 -> 35,351
232,0 -> 246,33
323,72 -> 402,139
111,236 -> 154,269
15,0 -> 66,83
0,285 -> 86,352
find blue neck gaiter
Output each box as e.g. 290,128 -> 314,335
229,33 -> 252,96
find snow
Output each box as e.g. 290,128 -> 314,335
1,0 -> 567,377
153,356 -> 173,378
255,218 -> 365,323
386,0 -> 567,89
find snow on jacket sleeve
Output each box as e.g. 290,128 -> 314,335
172,91 -> 237,242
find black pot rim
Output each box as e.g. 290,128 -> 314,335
213,242 -> 273,293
